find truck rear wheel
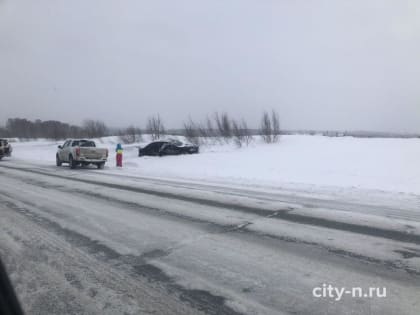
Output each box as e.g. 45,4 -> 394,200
97,162 -> 105,169
69,155 -> 76,169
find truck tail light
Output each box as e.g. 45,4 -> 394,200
76,147 -> 80,156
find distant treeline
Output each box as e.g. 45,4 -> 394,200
0,118 -> 109,140
0,110 -> 283,147
1,115 -> 417,142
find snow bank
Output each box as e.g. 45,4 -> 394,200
7,135 -> 420,195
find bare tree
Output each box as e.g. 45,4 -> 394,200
221,113 -> 232,139
198,116 -> 219,144
183,117 -> 200,145
259,110 -> 281,143
260,111 -> 272,143
206,116 -> 217,138
232,119 -> 253,147
183,115 -> 225,145
232,119 -> 244,147
214,112 -> 232,141
82,120 -> 108,138
271,109 -> 281,142
146,115 -> 165,140
214,112 -> 223,138
197,121 -> 208,139
241,119 -> 253,146
95,120 -> 108,138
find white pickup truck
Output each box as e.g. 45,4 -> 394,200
56,139 -> 108,169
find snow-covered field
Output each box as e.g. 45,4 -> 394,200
8,135 -> 420,195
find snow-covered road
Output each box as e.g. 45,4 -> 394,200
0,161 -> 419,314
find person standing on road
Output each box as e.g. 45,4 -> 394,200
116,143 -> 123,167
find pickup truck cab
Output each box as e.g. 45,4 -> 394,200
56,139 -> 108,169
0,139 -> 12,160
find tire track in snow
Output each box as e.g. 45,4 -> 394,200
2,165 -> 420,245
1,178 -> 419,277
2,164 -> 420,314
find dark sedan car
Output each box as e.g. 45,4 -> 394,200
138,140 -> 199,157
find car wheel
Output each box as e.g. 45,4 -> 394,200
69,155 -> 76,169
56,154 -> 62,166
97,162 -> 105,169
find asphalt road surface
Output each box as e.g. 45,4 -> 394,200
0,162 -> 419,315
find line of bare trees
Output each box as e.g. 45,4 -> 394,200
117,110 -> 281,146
1,118 -> 109,140
1,110 -> 281,146
182,110 -> 280,146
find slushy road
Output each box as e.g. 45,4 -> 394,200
0,162 -> 419,314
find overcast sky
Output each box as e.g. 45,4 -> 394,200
1,0 -> 419,132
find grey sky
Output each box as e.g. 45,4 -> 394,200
1,0 -> 419,132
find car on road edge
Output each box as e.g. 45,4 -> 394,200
0,139 -> 12,160
138,140 -> 199,157
56,139 -> 108,169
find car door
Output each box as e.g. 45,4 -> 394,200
60,141 -> 71,161
148,142 -> 163,155
161,144 -> 178,155
58,141 -> 66,161
142,143 -> 154,155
